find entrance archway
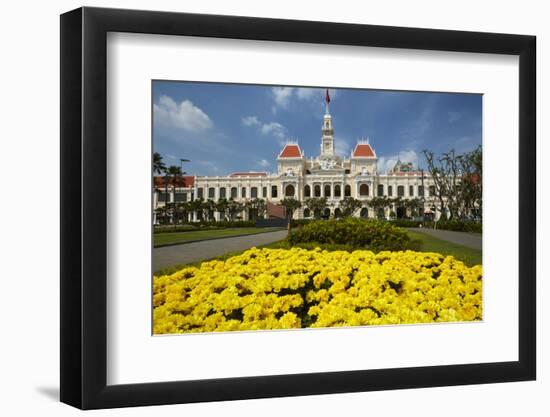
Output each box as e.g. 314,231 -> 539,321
360,207 -> 369,218
285,184 -> 295,197
396,206 -> 406,219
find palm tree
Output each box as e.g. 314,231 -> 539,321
215,198 -> 229,221
166,165 -> 183,227
189,198 -> 205,222
176,201 -> 191,224
247,198 -> 266,220
153,152 -> 166,175
227,198 -> 245,221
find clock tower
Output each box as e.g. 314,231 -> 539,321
320,89 -> 335,157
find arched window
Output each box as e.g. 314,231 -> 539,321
324,185 -> 331,197
251,187 -> 258,198
271,185 -> 278,198
303,208 -> 311,218
397,185 -> 405,197
359,184 -> 369,196
314,185 -> 321,197
285,184 -> 295,197
230,187 -> 238,199
208,187 -> 215,199
241,187 -> 246,198
304,185 -> 311,198
429,185 -> 436,197
219,187 -> 226,199
334,184 -> 341,198
344,185 -> 351,197
323,208 -> 331,218
334,208 -> 342,218
377,184 -> 384,196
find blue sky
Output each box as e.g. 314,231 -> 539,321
153,81 -> 482,176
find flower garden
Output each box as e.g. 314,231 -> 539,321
153,243 -> 482,334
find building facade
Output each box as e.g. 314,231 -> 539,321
154,94 -> 440,223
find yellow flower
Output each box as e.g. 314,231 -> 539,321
153,247 -> 482,334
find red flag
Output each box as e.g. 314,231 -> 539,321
325,88 -> 331,103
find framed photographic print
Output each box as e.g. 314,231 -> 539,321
60,6 -> 536,409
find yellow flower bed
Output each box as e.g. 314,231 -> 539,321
153,247 -> 482,334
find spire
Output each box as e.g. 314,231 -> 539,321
325,88 -> 331,114
321,89 -> 335,157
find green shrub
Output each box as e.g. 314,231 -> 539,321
432,220 -> 482,233
386,219 -> 482,234
288,218 -> 411,252
290,219 -> 314,227
154,220 -> 256,234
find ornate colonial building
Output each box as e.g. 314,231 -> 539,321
154,92 -> 438,223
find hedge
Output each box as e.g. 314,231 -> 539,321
288,218 -> 411,252
154,220 -> 256,233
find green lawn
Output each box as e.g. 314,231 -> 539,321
407,230 -> 482,267
154,228 -> 481,276
154,227 -> 283,247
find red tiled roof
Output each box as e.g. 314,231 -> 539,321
279,144 -> 302,158
154,175 -> 195,188
229,172 -> 268,177
352,143 -> 375,158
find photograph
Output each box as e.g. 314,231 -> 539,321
151,82 -> 483,335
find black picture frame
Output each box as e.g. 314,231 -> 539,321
60,6 -> 536,410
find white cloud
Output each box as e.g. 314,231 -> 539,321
154,95 -> 213,132
296,88 -> 316,100
377,150 -> 419,174
242,115 -> 287,141
260,122 -> 286,139
334,137 -> 352,157
271,87 -> 335,112
241,116 -> 260,127
271,87 -> 294,109
258,159 -> 270,168
448,111 -> 462,123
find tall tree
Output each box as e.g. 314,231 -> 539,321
423,148 -> 482,220
280,198 -> 302,235
339,196 -> 362,217
153,152 -> 166,175
189,198 -> 205,222
247,198 -> 267,220
166,165 -> 183,227
227,198 -> 245,221
304,197 -> 328,219
215,198 -> 229,221
457,145 -> 482,219
367,196 -> 392,219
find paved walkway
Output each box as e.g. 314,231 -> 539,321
408,228 -> 482,250
154,230 -> 287,272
